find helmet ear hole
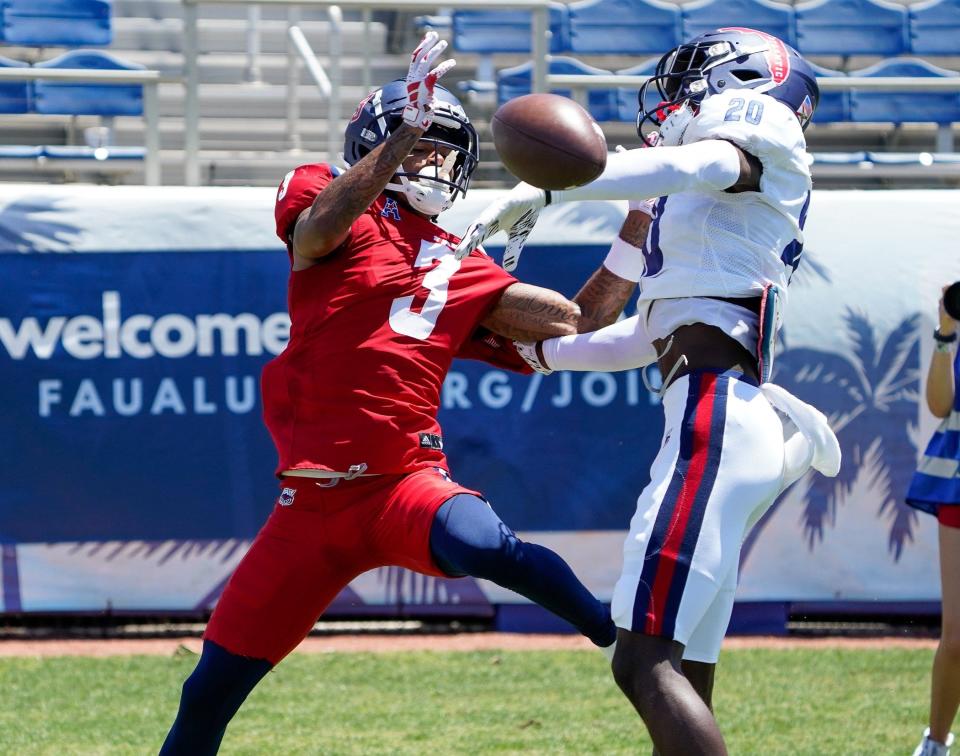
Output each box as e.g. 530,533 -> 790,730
731,69 -> 763,82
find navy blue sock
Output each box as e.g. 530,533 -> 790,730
160,640 -> 272,755
430,494 -> 616,648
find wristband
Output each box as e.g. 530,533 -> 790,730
934,328 -> 957,344
603,237 -> 646,282
936,341 -> 955,354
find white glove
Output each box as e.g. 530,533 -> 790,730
615,145 -> 656,218
403,32 -> 456,130
514,341 -> 552,374
453,182 -> 547,271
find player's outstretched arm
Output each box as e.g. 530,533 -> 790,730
455,141 -> 758,263
480,283 -> 582,343
479,208 -> 648,343
570,207 -> 651,332
292,32 -> 454,263
511,204 -> 656,375
293,125 -> 423,260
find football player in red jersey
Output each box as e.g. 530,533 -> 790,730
160,33 -> 646,754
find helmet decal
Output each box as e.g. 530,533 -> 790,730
350,93 -> 374,123
717,27 -> 790,86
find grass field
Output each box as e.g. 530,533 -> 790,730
0,645 -> 934,754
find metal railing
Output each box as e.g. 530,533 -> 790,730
0,67 -> 168,185
181,1 -> 960,184
288,21 -> 339,157
181,0 -> 553,186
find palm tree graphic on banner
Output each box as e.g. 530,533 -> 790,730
743,258 -> 922,563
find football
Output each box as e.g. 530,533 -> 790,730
491,93 -> 608,190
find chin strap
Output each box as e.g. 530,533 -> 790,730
390,150 -> 460,216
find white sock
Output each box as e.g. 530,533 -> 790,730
600,638 -> 617,663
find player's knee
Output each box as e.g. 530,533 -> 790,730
612,655 -> 663,718
451,535 -> 521,583
178,663 -> 214,715
611,637 -> 676,708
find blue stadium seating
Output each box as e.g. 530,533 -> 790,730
614,58 -> 659,124
909,0 -> 960,56
567,0 -> 682,56
452,4 -> 569,54
497,56 -> 619,121
0,55 -> 30,114
0,0 -> 112,47
795,0 -> 908,57
33,51 -> 143,116
809,62 -> 851,123
681,0 -> 796,47
849,58 -> 960,125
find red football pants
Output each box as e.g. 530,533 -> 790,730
204,467 -> 478,664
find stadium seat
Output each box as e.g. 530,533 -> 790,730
614,58 -> 659,124
849,58 -> 960,125
0,55 -> 30,114
681,0 -> 796,47
33,50 -> 143,117
909,0 -> 960,56
809,62 -> 851,124
497,57 -> 619,122
451,4 -> 569,54
566,0 -> 682,56
794,0 -> 908,57
0,0 -> 112,47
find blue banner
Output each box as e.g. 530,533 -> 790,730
1,244 -> 660,544
1,250 -> 289,541
4,185 -> 959,614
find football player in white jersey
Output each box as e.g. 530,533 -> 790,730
456,28 -> 842,755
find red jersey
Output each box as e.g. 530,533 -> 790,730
263,163 -> 524,476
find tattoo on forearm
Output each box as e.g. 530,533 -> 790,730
619,211 -> 652,247
482,285 -> 581,342
309,125 -> 420,231
573,267 -> 637,332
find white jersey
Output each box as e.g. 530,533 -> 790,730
637,89 -> 811,311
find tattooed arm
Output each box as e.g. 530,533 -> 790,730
480,209 -> 651,341
571,209 -> 651,331
291,124 -> 422,269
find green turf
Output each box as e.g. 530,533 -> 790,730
0,645 -> 935,755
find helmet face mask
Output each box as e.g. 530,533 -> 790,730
636,28 -> 820,143
343,81 -> 479,216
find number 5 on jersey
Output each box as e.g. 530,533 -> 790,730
389,239 -> 461,340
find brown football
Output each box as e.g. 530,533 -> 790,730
491,93 -> 608,190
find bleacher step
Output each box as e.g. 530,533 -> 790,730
110,17 -> 387,55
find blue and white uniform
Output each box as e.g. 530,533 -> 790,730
639,89 -> 810,357
538,89 -> 839,663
